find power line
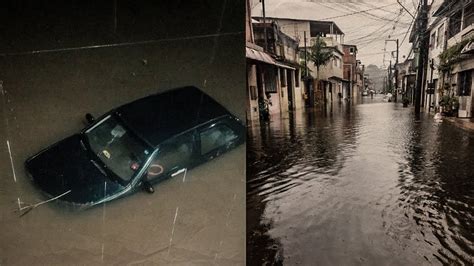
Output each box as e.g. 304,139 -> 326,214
331,2 -> 412,25
310,2 -> 400,21
397,0 -> 415,18
400,4 -> 419,47
346,9 -> 404,44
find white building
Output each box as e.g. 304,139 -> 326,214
254,17 -> 346,106
431,0 -> 473,117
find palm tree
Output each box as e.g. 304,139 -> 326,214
308,36 -> 335,103
308,36 -> 335,81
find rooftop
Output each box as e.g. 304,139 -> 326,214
253,16 -> 344,35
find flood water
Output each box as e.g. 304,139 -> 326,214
0,34 -> 245,264
247,96 -> 474,265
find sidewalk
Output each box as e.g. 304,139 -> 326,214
444,117 -> 474,133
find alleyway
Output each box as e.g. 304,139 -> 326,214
247,96 -> 474,265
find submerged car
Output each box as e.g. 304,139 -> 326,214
25,86 -> 245,207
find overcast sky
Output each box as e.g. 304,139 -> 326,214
251,0 -> 421,69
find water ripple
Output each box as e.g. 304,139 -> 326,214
247,101 -> 474,265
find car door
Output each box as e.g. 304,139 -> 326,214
197,119 -> 240,161
144,132 -> 196,183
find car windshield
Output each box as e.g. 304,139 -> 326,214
85,115 -> 151,182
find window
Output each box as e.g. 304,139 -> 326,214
463,3 -> 474,30
430,32 -> 436,50
458,70 -> 472,96
146,133 -> 193,180
448,10 -> 462,38
200,124 -> 238,155
437,25 -> 444,48
264,67 -> 277,93
85,115 -> 149,182
349,47 -> 355,54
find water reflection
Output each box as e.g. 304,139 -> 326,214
247,99 -> 474,265
396,116 -> 474,264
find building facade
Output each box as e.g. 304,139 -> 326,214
342,44 -> 362,100
254,17 -> 346,106
412,0 -> 474,116
246,2 -> 302,122
433,0 -> 473,117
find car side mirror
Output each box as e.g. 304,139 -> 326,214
142,180 -> 154,194
85,113 -> 95,124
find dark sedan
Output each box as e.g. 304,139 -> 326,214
25,86 -> 245,207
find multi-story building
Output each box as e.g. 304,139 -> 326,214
252,22 -> 302,113
253,17 -> 345,106
246,1 -> 302,122
432,0 -> 473,117
396,58 -> 417,104
425,0 -> 449,111
411,0 -> 473,116
342,44 -> 361,100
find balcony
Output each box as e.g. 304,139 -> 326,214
447,22 -> 473,47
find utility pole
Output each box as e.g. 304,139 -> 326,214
415,0 -> 428,115
304,30 -> 312,106
395,39 -> 399,102
387,60 -> 393,95
428,59 -> 434,112
386,39 -> 399,102
304,31 -> 308,77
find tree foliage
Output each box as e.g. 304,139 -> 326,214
438,37 -> 472,73
308,36 -> 335,79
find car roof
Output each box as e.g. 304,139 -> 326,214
116,86 -> 231,147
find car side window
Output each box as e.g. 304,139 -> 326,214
200,124 -> 238,155
146,133 -> 193,180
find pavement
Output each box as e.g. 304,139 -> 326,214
444,117 -> 474,133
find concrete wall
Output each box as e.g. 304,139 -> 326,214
457,70 -> 473,118
271,19 -> 311,47
453,62 -> 474,118
294,70 -> 304,110
277,68 -> 290,114
247,63 -> 260,121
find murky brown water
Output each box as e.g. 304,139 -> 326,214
247,96 -> 474,265
0,35 -> 245,264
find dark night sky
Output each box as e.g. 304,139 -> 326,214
0,0 -> 244,54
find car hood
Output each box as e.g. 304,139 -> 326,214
25,134 -> 125,205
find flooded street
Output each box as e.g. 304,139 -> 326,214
0,34 -> 245,264
247,96 -> 474,265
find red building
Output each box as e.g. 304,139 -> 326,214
342,44 -> 362,99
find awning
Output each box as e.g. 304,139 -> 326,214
246,47 -> 275,65
328,76 -> 349,83
246,46 -> 296,70
274,61 -> 296,70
